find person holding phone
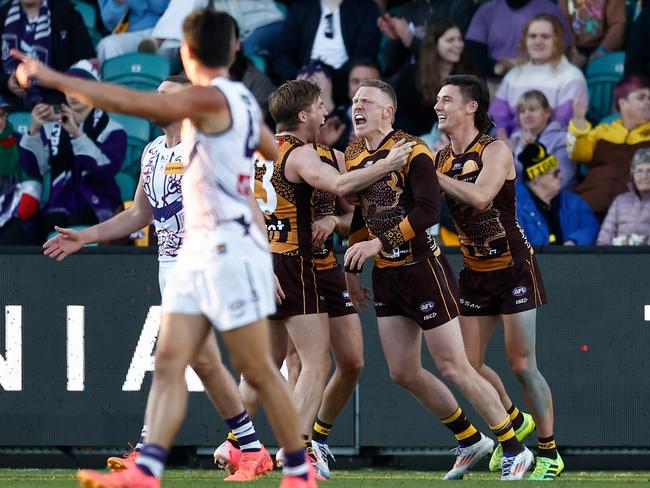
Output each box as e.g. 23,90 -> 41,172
18,60 -> 126,241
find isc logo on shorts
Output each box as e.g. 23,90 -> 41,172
419,301 -> 435,312
512,286 -> 528,297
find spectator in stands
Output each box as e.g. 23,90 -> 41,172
516,142 -> 600,246
597,147 -> 650,245
344,57 -> 381,145
18,61 -> 126,241
211,0 -> 285,57
391,16 -> 477,137
271,0 -> 381,105
229,19 -> 274,125
559,0 -> 626,69
97,0 -> 170,63
625,3 -> 650,79
569,75 -> 650,219
376,0 -> 477,77
490,14 -> 587,138
465,0 -> 571,81
294,61 -> 349,150
510,90 -> 577,189
0,99 -> 40,244
0,0 -> 96,111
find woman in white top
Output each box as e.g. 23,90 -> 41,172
489,13 -> 587,139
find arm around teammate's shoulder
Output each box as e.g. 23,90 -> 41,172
438,139 -> 512,211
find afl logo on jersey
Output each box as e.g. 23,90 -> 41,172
419,301 -> 435,312
512,286 -> 528,297
164,162 -> 184,175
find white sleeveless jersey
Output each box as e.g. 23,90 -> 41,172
140,135 -> 184,262
179,77 -> 267,261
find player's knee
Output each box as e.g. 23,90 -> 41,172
509,357 -> 535,382
238,360 -> 273,389
153,348 -> 186,378
190,356 -> 222,382
388,365 -> 417,390
337,354 -> 364,380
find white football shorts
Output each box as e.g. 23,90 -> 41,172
161,241 -> 276,332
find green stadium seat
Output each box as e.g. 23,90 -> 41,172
585,51 -> 625,124
72,0 -> 96,29
101,53 -> 170,91
600,112 -> 621,124
8,111 -> 31,135
110,113 -> 151,180
246,53 -> 267,72
115,172 -> 137,202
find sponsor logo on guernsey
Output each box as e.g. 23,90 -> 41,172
164,162 -> 184,174
460,298 -> 481,309
512,286 -> 528,297
363,160 -> 374,167
419,301 -> 435,313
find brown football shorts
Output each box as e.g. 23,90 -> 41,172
372,254 -> 460,330
270,253 -> 321,320
458,255 -> 548,316
317,265 -> 356,318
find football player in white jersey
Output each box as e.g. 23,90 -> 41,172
15,8 -> 316,488
42,76 -> 274,481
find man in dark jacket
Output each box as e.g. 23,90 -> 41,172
516,142 -> 600,246
271,0 -> 381,105
0,0 -> 96,110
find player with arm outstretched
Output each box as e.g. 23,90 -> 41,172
43,76 -> 274,482
15,8 -> 317,488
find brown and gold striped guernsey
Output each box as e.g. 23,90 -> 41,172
436,132 -> 531,272
345,130 -> 441,268
311,143 -> 339,271
253,134 -> 314,256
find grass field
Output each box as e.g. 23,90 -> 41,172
0,469 -> 647,487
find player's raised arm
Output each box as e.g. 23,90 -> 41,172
437,139 -> 513,211
13,50 -> 227,128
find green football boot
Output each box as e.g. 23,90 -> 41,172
528,452 -> 565,480
489,412 -> 536,472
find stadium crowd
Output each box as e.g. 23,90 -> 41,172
0,0 -> 649,248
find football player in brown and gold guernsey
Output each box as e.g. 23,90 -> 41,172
343,79 -> 533,480
245,79 -> 412,475
435,74 -> 563,480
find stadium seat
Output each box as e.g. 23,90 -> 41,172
115,172 -> 137,202
72,0 -> 96,29
8,111 -> 31,135
585,51 -> 625,123
101,53 -> 171,91
247,53 -> 267,72
109,113 -> 151,179
72,0 -> 103,46
600,112 -> 621,124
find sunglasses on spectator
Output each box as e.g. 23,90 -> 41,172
324,13 -> 334,39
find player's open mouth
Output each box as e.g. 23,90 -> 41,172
354,114 -> 367,127
437,113 -> 447,122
